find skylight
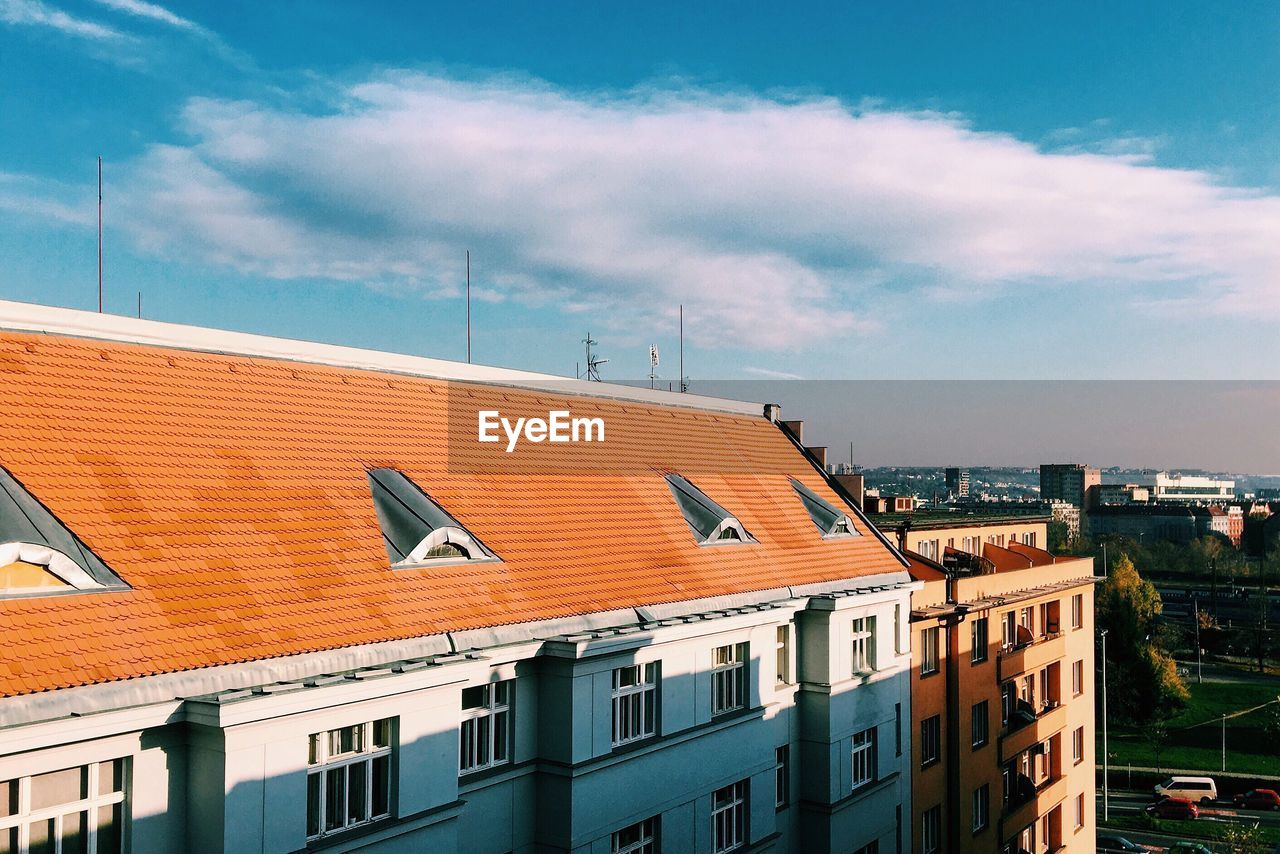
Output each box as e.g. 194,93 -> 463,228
367,468 -> 499,567
791,479 -> 860,539
0,467 -> 128,597
665,473 -> 756,546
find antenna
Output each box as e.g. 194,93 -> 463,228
466,250 -> 471,364
581,332 -> 608,381
97,156 -> 103,313
678,304 -> 688,393
648,345 -> 660,389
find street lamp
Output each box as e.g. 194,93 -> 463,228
1101,628 -> 1109,823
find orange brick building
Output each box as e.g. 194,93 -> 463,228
906,529 -> 1097,854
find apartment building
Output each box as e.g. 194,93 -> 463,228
1038,465 -> 1099,510
905,536 -> 1097,854
0,302 -> 918,854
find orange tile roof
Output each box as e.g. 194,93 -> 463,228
0,329 -> 905,698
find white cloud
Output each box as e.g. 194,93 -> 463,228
95,73 -> 1280,347
90,0 -> 195,30
0,0 -> 123,40
743,367 -> 805,380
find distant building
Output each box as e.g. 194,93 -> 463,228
1086,504 -> 1243,546
1145,472 -> 1234,503
877,510 -> 1051,562
945,467 -> 970,499
1088,483 -> 1150,505
1258,488 -> 1280,500
865,494 -> 918,514
1047,500 -> 1082,542
1040,464 -> 1100,509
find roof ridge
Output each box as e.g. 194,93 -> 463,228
0,299 -> 765,417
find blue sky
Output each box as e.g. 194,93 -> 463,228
2,1 -> 1279,382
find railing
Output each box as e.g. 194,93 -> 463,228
997,631 -> 1065,681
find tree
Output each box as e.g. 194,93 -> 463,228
1097,554 -> 1188,722
1221,821 -> 1266,854
1047,520 -> 1071,554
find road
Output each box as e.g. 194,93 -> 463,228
1172,658 -> 1280,686
1101,789 -> 1280,851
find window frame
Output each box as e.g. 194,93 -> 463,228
711,780 -> 748,854
306,719 -> 394,842
920,626 -> 939,676
1072,726 -> 1085,765
1072,659 -> 1084,697
852,615 -> 877,676
774,746 -> 790,809
612,663 -> 659,747
971,617 -> 989,664
612,816 -> 658,854
459,681 -> 511,775
972,783 -> 990,833
920,715 -> 941,768
0,760 -> 127,854
851,727 -> 877,791
775,624 -> 792,686
971,700 -> 989,748
922,805 -> 941,854
1071,594 -> 1083,629
712,642 -> 749,716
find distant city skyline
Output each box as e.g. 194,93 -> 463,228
693,380 -> 1280,475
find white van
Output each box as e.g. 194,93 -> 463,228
1154,776 -> 1218,803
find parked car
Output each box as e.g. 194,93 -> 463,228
1145,797 -> 1200,820
1168,843 -> 1213,854
1232,788 -> 1280,810
1154,775 -> 1218,804
1096,834 -> 1146,853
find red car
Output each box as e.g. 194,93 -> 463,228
1146,797 -> 1199,820
1233,788 -> 1280,810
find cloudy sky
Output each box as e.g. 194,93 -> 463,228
2,1 -> 1279,384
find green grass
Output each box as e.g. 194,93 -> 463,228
1106,814 -> 1280,846
1102,682 -> 1280,777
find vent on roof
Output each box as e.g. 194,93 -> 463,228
0,467 -> 128,598
791,479 -> 860,539
367,469 -> 500,568
665,473 -> 756,546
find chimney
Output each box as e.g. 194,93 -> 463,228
781,419 -> 804,442
808,446 -> 827,469
764,403 -> 782,422
833,472 -> 864,508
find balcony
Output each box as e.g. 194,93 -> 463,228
1002,773 -> 1068,842
1001,701 -> 1066,762
998,631 -> 1065,682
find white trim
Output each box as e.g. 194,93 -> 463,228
0,299 -> 762,416
0,542 -> 103,591
396,527 -> 494,566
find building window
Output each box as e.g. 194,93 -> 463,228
776,624 -> 792,685
0,760 -> 126,854
895,703 -> 903,756
1001,611 -> 1016,651
1071,594 -> 1083,629
972,783 -> 990,832
460,682 -> 510,774
971,700 -> 989,748
712,643 -> 748,715
920,715 -> 940,767
851,727 -> 877,790
612,663 -> 658,746
852,616 -> 877,675
1000,681 -> 1015,726
612,816 -> 657,854
920,626 -> 939,676
894,603 -> 903,654
922,805 -> 941,854
775,746 -> 790,809
307,719 -> 393,840
1073,726 -> 1084,764
711,781 -> 748,853
971,617 -> 988,663
1072,659 -> 1084,696
853,841 -> 880,854
1075,793 -> 1086,829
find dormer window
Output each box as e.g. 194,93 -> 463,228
0,467 -> 127,598
791,479 -> 860,539
664,473 -> 756,546
367,469 -> 500,568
